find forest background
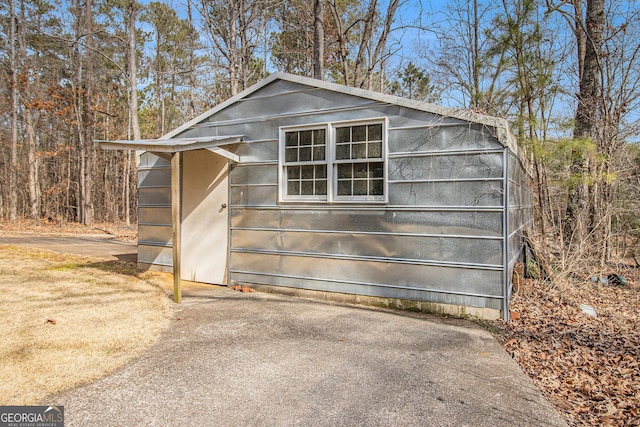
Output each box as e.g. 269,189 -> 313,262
1,0 -> 639,272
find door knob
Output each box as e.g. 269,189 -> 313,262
221,203 -> 227,209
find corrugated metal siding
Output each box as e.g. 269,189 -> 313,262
139,79 -> 530,313
211,81 -> 510,311
138,152 -> 172,270
507,151 -> 533,294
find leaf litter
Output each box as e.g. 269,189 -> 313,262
489,268 -> 639,426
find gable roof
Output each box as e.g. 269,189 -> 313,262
164,72 -> 519,155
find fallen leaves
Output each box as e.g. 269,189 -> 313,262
231,285 -> 256,293
490,268 -> 639,426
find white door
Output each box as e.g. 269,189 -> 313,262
180,150 -> 229,284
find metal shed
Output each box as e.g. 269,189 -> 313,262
102,73 -> 531,320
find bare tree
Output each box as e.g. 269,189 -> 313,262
18,0 -> 40,222
9,0 -> 18,222
82,0 -> 95,225
126,0 -> 140,227
327,0 -> 402,89
199,0 -> 270,96
429,0 -> 507,114
128,0 -> 141,141
313,0 -> 324,80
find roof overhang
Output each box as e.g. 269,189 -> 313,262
98,135 -> 243,162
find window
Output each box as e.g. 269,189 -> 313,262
334,123 -> 384,199
283,128 -> 327,199
280,120 -> 386,203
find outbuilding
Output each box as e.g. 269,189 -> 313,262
101,73 -> 531,321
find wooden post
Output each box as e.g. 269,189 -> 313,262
171,151 -> 182,303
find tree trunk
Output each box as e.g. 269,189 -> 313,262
366,0 -> 399,90
472,0 -> 480,109
18,0 -> 39,223
238,0 -> 249,90
187,0 -> 198,117
353,0 -> 377,88
128,0 -> 141,141
564,0 -> 604,248
313,0 -> 324,80
82,0 -> 95,225
229,3 -> 239,96
9,0 -> 18,222
328,0 -> 350,85
126,0 -> 140,227
25,110 -> 39,222
573,0 -> 587,83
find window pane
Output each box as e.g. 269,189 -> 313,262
315,165 -> 327,179
338,180 -> 351,195
299,147 -> 311,161
352,125 -> 366,142
301,181 -> 314,195
368,124 -> 382,141
285,148 -> 298,162
288,180 -> 300,195
353,180 -> 367,195
300,130 -> 312,146
316,179 -> 327,195
285,132 -> 298,147
368,141 -> 382,158
371,162 -> 384,178
336,127 -> 350,143
314,129 -> 326,144
370,179 -> 384,195
301,165 -> 314,179
337,164 -> 352,179
313,146 -> 325,161
288,166 -> 300,179
336,144 -> 350,160
352,143 -> 366,159
353,163 -> 368,178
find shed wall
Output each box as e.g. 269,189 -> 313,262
137,152 -> 173,271
138,79 -> 532,314
214,81 -> 509,310
507,151 -> 533,294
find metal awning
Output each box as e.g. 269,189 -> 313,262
98,135 -> 243,162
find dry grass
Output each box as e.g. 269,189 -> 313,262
0,245 -> 173,405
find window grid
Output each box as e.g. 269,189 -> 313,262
281,121 -> 385,202
284,128 -> 327,198
335,124 -> 383,161
286,164 -> 327,196
336,162 -> 384,196
285,129 -> 326,163
334,123 -> 384,198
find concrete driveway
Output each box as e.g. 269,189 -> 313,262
54,287 -> 566,427
0,233 -> 137,261
1,233 -> 567,426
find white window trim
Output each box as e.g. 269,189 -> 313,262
279,123 -> 329,203
279,118 -> 388,204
